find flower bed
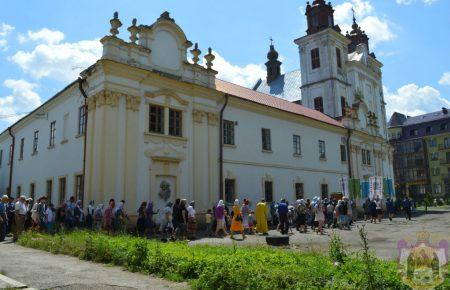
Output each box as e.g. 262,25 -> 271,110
18,231 -> 411,289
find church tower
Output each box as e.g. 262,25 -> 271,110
265,40 -> 282,83
295,0 -> 351,118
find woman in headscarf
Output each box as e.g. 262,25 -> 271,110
186,201 -> 197,240
136,201 -> 147,237
241,199 -> 250,234
255,199 -> 268,235
94,203 -> 104,230
230,199 -> 246,239
296,199 -> 307,233
214,200 -> 227,237
145,201 -> 158,238
103,199 -> 115,233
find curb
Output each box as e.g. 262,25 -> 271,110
0,273 -> 36,290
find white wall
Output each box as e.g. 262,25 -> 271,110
0,85 -> 85,205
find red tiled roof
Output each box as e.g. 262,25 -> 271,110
215,79 -> 344,128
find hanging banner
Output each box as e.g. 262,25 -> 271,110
339,177 -> 349,198
375,176 -> 383,198
369,177 -> 375,200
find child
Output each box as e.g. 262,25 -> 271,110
45,203 -> 55,233
247,210 -> 255,234
205,209 -> 213,237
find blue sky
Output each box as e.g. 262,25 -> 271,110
0,0 -> 449,131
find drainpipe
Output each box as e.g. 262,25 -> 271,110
219,94 -> 229,200
78,77 -> 88,206
346,128 -> 353,178
7,127 -> 15,197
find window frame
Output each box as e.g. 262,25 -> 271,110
75,174 -> 84,202
262,128 -> 272,151
19,137 -> 24,160
293,135 -> 301,155
223,120 -> 235,145
336,47 -> 342,68
319,140 -> 326,159
264,181 -> 273,203
321,184 -> 329,199
314,97 -> 324,113
33,130 -> 39,153
148,104 -> 165,134
340,144 -> 347,162
295,183 -> 304,200
46,179 -> 53,203
78,105 -> 87,135
58,177 -> 67,205
224,178 -> 235,204
311,48 -> 321,69
49,121 -> 56,147
169,108 -> 182,137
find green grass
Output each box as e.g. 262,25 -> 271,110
18,230 -> 412,290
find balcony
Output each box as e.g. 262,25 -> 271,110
440,158 -> 450,165
438,144 -> 450,151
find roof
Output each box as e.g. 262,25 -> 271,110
215,78 -> 343,128
402,109 -> 450,127
252,70 -> 302,102
388,112 -> 407,128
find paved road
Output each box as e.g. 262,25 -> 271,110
191,206 -> 450,260
0,239 -> 189,290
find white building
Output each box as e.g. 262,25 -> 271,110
0,2 -> 394,215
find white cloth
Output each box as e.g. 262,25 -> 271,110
314,205 -> 325,222
46,208 -> 54,222
187,206 -> 196,218
15,201 -> 27,215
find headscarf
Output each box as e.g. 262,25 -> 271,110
146,201 -> 153,216
217,200 -> 224,207
234,199 -> 239,206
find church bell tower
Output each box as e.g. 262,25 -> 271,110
295,0 -> 350,118
265,39 -> 282,83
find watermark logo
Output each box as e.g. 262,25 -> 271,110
397,231 -> 448,289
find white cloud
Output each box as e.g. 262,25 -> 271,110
439,72 -> 450,86
334,0 -> 395,48
384,84 -> 450,118
0,23 -> 15,49
0,79 -> 41,124
21,28 -> 65,45
396,0 -> 438,5
10,29 -> 101,82
208,51 -> 266,88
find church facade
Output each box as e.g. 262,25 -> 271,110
0,1 -> 394,214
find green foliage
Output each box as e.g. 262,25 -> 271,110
18,231 -> 413,290
329,232 -> 346,264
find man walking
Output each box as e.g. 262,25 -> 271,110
403,196 -> 412,221
0,195 -> 8,241
14,196 -> 27,242
277,199 -> 289,235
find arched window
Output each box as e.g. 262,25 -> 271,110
314,97 -> 324,113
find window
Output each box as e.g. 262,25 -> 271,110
224,179 -> 235,204
49,121 -> 56,147
169,109 -> 182,137
441,123 -> 448,131
340,144 -> 347,162
366,150 -> 372,165
426,126 -> 432,134
149,105 -> 164,134
431,152 -> 439,161
293,135 -> 301,155
19,138 -> 24,160
409,129 -> 418,136
16,186 -> 21,198
340,96 -> 346,117
262,128 -> 271,151
75,174 -> 84,202
319,140 -> 326,159
336,47 -> 342,68
59,177 -> 66,204
321,184 -> 329,199
314,97 -> 324,113
362,149 -> 367,164
30,183 -> 35,201
311,48 -> 320,69
445,138 -> 450,149
33,131 -> 39,153
431,168 -> 440,176
295,183 -> 304,199
78,106 -> 87,135
434,184 -> 442,194
0,150 -> 2,167
46,179 -> 53,203
223,120 -> 235,145
430,139 -> 437,147
264,181 -> 273,202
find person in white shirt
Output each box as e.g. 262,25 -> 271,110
13,196 -> 27,242
186,201 -> 197,240
45,203 -> 55,233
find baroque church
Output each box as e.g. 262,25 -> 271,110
0,1 -> 394,215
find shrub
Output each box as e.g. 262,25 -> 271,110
18,231 -> 414,290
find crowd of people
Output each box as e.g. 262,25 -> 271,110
0,192 -> 416,242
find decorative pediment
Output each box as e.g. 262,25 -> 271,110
144,143 -> 186,163
145,89 -> 188,106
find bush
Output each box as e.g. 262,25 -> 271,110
18,231 -> 411,290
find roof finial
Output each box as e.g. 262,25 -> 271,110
352,7 -> 356,24
270,37 -> 273,46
